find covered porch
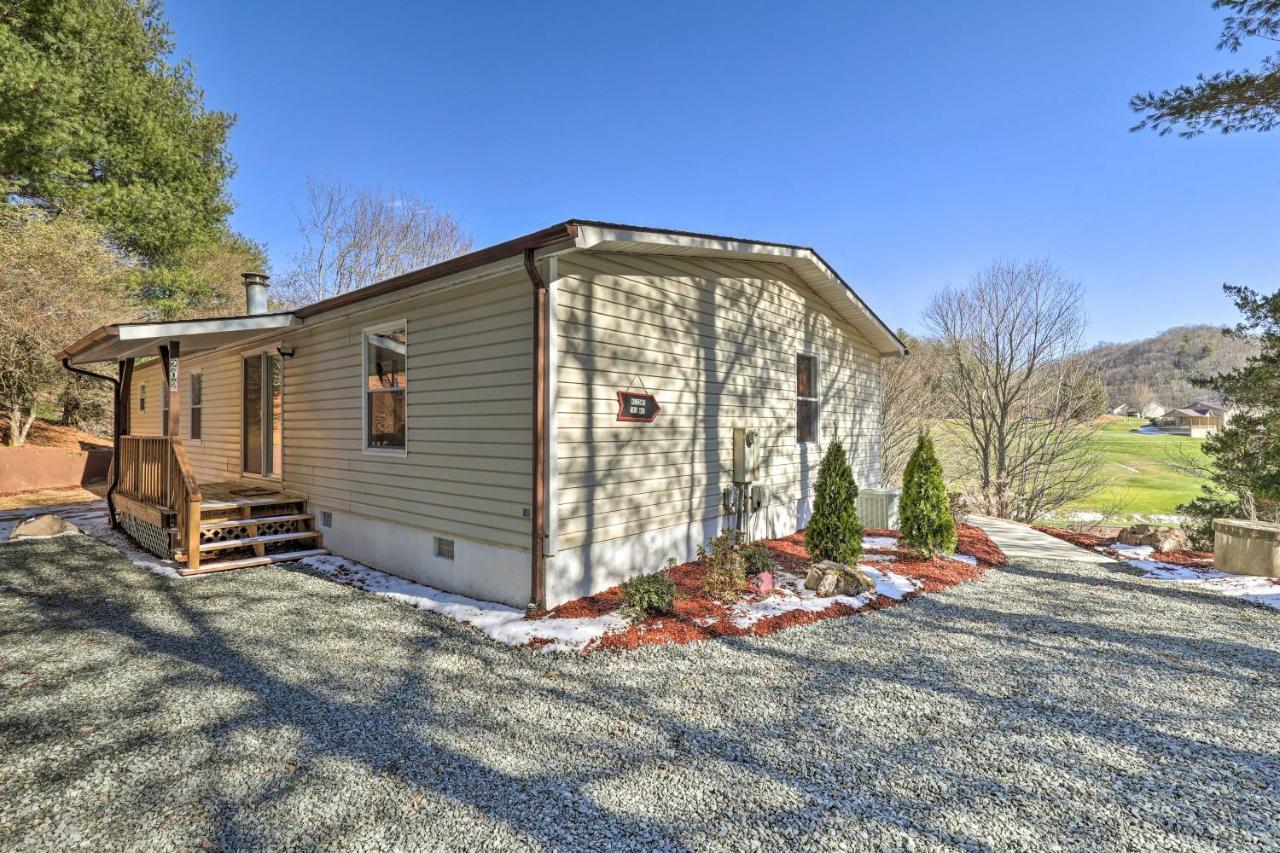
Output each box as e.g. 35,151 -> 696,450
56,305 -> 327,574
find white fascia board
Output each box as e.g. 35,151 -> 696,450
115,313 -> 301,341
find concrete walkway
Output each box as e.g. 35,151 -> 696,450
969,515 -> 1116,564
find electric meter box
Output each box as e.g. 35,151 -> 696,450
732,427 -> 758,483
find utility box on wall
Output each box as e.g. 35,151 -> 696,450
732,428 -> 758,483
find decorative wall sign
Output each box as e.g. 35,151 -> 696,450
616,390 -> 660,423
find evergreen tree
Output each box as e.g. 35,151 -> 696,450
900,432 -> 957,556
805,439 -> 863,564
1131,1 -> 1280,137
0,0 -> 248,317
1179,285 -> 1280,526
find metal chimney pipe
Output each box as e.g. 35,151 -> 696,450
241,272 -> 270,315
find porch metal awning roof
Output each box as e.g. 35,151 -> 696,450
56,312 -> 301,365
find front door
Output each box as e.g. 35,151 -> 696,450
243,352 -> 283,477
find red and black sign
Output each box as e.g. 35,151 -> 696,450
616,390 -> 660,423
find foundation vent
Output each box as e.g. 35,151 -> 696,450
435,536 -> 455,560
320,511 -> 332,528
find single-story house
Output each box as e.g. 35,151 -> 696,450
1166,403 -> 1232,437
1112,402 -> 1166,419
57,221 -> 905,609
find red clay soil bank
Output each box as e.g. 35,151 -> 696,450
542,524 -> 1007,652
1033,525 -> 1214,567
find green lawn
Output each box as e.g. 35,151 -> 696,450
932,417 -> 1209,523
1058,417 -> 1208,521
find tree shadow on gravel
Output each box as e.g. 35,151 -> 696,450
0,537 -> 687,850
3,535 -> 1279,851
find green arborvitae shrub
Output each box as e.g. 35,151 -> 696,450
900,432 -> 957,556
621,571 -> 676,620
698,530 -> 747,601
804,439 -> 864,564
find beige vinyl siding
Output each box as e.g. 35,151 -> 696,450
554,251 -> 883,551
128,360 -> 164,437
120,265 -> 535,550
280,268 -> 534,548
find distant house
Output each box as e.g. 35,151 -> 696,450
1167,403 -> 1232,437
1114,402 -> 1166,419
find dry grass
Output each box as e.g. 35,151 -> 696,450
0,483 -> 106,511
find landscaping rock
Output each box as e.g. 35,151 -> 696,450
9,514 -> 79,540
1118,524 -> 1187,553
809,560 -> 876,598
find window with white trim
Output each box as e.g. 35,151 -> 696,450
364,322 -> 407,451
796,353 -> 818,444
189,373 -> 203,440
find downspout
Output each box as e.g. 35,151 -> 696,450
524,248 -> 548,612
61,358 -> 121,527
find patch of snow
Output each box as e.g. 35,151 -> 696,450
727,565 -> 921,629
862,553 -> 894,562
949,553 -> 979,566
1069,511 -> 1105,522
1110,543 -> 1154,560
1112,554 -> 1280,612
863,536 -> 899,550
300,554 -> 628,653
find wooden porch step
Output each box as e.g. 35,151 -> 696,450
195,530 -> 321,553
199,512 -> 313,531
199,494 -> 306,512
176,548 -> 330,576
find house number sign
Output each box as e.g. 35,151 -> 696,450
168,358 -> 179,391
616,390 -> 660,423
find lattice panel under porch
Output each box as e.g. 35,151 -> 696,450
120,512 -> 172,559
200,518 -> 303,545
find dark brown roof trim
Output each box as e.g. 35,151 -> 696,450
294,222 -> 579,319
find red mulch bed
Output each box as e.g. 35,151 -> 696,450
538,524 -> 1007,652
1033,525 -> 1214,567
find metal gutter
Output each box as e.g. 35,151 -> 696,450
297,223 -> 579,319
60,358 -> 122,527
523,248 -> 549,612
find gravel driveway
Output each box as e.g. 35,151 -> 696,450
1,534 -> 1277,851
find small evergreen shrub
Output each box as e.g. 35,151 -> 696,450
804,439 -> 864,564
621,571 -> 676,620
1177,487 -> 1242,551
900,432 -> 957,556
741,542 -> 775,576
698,530 -> 747,601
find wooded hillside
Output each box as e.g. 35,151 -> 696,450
1092,325 -> 1258,409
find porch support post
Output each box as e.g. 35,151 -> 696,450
158,340 -> 181,438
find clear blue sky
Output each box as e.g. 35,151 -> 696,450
168,0 -> 1278,345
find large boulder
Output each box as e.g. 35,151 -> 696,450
805,560 -> 876,598
1117,524 -> 1187,553
9,514 -> 79,540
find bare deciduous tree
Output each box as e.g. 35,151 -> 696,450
924,259 -> 1103,522
880,332 -> 943,487
277,179 -> 474,306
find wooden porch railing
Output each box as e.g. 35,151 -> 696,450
117,435 -> 203,571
